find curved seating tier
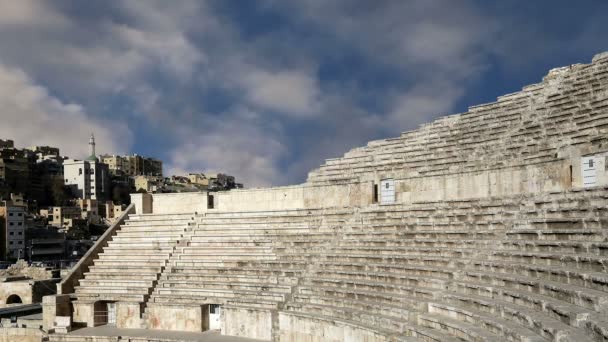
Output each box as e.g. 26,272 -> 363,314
308,53 -> 608,184
135,188 -> 608,341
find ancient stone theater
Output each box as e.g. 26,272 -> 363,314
44,52 -> 608,341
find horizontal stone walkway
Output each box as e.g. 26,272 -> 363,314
67,326 -> 267,341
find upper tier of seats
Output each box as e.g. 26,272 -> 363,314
307,53 -> 608,184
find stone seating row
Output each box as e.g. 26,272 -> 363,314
72,188 -> 608,341
307,59 -> 608,182
277,191 -> 608,340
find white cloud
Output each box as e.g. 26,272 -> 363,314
167,110 -> 287,187
0,63 -> 131,158
0,0 -> 67,27
110,22 -> 204,81
3,0 -> 582,188
388,81 -> 466,132
240,69 -> 320,117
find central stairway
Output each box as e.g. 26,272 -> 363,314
74,213 -> 195,313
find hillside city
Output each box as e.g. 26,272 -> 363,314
0,135 -> 241,266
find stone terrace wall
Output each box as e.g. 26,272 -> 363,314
214,182 -> 372,212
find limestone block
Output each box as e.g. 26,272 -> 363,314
131,193 -> 153,214
146,304 -> 203,332
54,316 -> 71,333
152,192 -> 208,214
116,302 -> 142,329
42,294 -> 71,332
72,301 -> 94,327
223,307 -> 272,340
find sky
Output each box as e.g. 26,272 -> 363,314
0,1 -> 607,187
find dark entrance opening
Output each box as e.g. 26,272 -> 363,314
6,294 -> 22,304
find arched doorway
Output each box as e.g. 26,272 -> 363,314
6,294 -> 22,304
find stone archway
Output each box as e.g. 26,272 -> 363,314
6,294 -> 22,304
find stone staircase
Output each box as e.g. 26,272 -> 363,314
146,208 -> 353,312
73,212 -> 195,311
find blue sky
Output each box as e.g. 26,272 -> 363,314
0,1 -> 606,186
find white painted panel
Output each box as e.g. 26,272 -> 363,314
582,156 -> 597,187
209,305 -> 221,330
107,302 -> 116,325
380,179 -> 395,205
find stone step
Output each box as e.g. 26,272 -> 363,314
179,246 -> 274,254
166,265 -> 305,278
462,269 -> 608,311
507,229 -> 604,241
486,250 -> 608,272
97,254 -> 169,261
195,227 -> 312,234
441,292 -> 593,341
106,241 -> 178,248
99,249 -> 172,256
160,273 -> 296,285
74,293 -> 145,302
129,213 -> 194,221
93,259 -> 166,267
125,219 -> 192,226
177,253 -> 277,261
75,286 -> 150,295
78,279 -> 154,288
316,261 -> 454,280
83,272 -> 159,281
118,226 -> 186,234
284,302 -> 409,334
88,265 -> 162,273
419,307 -> 538,342
186,241 -> 274,248
157,280 -> 292,293
291,294 -> 410,321
152,288 -> 286,302
298,285 -> 423,310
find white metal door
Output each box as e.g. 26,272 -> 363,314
380,179 -> 395,205
209,305 -> 221,330
582,156 -> 597,187
107,302 -> 116,325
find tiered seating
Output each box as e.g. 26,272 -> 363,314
147,208 -> 353,312
74,213 -> 194,303
280,188 -> 608,341
308,53 -> 608,184
58,52 -> 608,342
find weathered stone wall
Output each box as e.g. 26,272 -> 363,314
136,159 -> 570,215
395,159 -> 570,203
214,182 -> 371,212
116,302 -> 143,329
146,304 -> 203,332
0,281 -> 33,305
0,328 -> 44,342
42,294 -> 70,332
278,312 -> 389,342
130,193 -> 152,214
150,192 -> 208,214
222,307 -> 272,340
